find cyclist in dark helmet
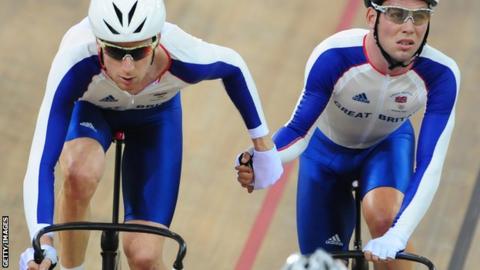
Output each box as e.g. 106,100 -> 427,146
364,0 -> 438,70
236,0 -> 458,269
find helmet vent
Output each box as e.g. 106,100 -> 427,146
134,18 -> 146,33
103,20 -> 120,34
128,1 -> 138,26
112,3 -> 123,26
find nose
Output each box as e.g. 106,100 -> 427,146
401,17 -> 416,33
121,54 -> 135,71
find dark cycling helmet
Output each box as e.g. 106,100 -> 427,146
281,249 -> 347,270
364,0 -> 438,8
363,0 -> 439,70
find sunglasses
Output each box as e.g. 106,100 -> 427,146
98,37 -> 158,61
371,2 -> 433,26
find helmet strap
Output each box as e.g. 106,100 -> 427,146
98,48 -> 106,69
150,35 -> 158,65
151,48 -> 156,65
373,12 -> 430,70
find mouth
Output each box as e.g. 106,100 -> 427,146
119,76 -> 135,84
397,39 -> 415,50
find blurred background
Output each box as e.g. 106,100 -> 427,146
1,0 -> 479,269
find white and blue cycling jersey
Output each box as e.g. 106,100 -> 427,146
273,28 -> 460,251
23,18 -> 269,239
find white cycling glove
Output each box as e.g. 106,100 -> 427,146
236,146 -> 283,189
19,245 -> 58,270
363,228 -> 408,260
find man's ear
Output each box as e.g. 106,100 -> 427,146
98,48 -> 105,68
366,8 -> 378,29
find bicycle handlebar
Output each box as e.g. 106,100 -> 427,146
33,222 -> 187,270
330,250 -> 436,270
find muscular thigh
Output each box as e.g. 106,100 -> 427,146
121,100 -> 183,227
297,131 -> 358,254
65,100 -> 113,151
359,122 -> 414,234
60,138 -> 106,179
360,121 -> 415,198
61,101 -> 112,176
297,155 -> 356,254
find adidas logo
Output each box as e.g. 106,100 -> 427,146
325,234 -> 343,246
80,122 -> 97,133
99,95 -> 118,102
352,93 -> 370,104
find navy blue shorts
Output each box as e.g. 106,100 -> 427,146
65,94 -> 182,227
297,121 -> 414,254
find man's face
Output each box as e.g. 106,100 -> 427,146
100,37 -> 157,92
369,0 -> 431,63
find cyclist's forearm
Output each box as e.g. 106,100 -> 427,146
251,135 -> 275,151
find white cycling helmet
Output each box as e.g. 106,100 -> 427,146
88,0 -> 166,42
282,249 -> 347,270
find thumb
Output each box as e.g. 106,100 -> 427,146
39,259 -> 52,270
241,152 -> 251,163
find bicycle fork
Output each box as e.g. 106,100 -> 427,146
101,132 -> 124,270
101,231 -> 120,270
352,180 -> 369,270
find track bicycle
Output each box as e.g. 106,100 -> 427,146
32,132 -> 187,270
329,180 -> 436,270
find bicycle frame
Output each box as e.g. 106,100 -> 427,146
330,180 -> 436,270
32,132 -> 187,270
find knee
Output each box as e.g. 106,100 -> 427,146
362,187 -> 403,237
124,245 -> 161,269
60,139 -> 105,200
364,210 -> 396,237
61,163 -> 100,200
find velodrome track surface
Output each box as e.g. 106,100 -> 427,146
1,0 -> 479,269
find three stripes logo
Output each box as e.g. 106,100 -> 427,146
80,122 -> 98,133
352,92 -> 370,104
325,234 -> 344,246
99,95 -> 118,102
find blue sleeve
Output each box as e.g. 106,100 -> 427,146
24,54 -> 100,237
274,48 -> 362,158
169,47 -> 267,138
392,59 -> 459,235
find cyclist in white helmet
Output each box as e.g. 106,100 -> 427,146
19,0 -> 282,269
236,0 -> 459,269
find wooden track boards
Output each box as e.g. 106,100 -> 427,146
1,1 -> 479,269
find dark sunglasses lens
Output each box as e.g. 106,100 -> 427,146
104,46 -> 126,61
104,45 -> 152,61
129,47 -> 151,61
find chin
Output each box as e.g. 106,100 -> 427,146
114,82 -> 128,90
117,83 -> 134,92
392,52 -> 416,63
